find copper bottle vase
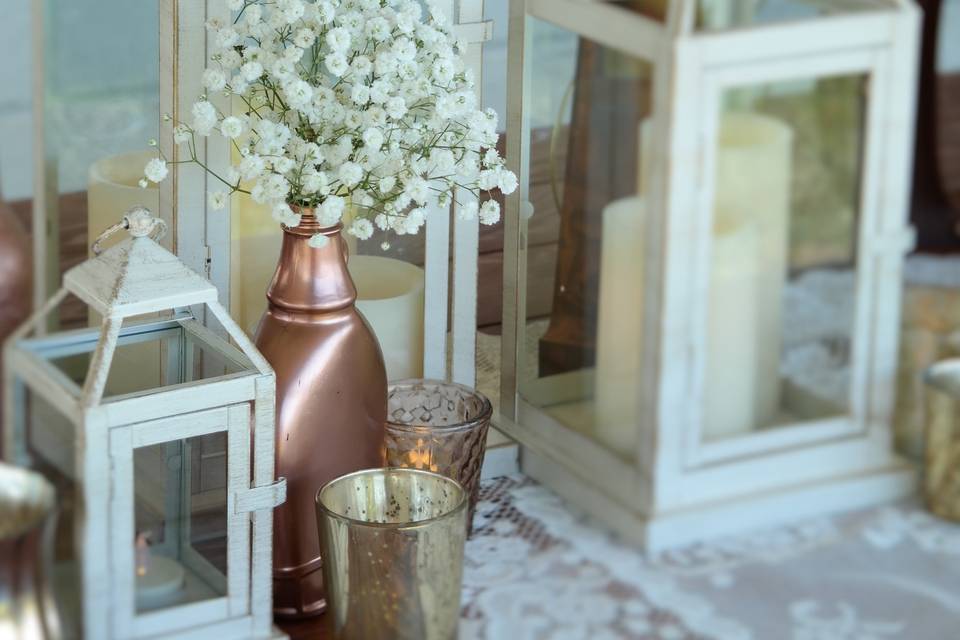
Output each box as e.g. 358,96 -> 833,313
254,211 -> 387,618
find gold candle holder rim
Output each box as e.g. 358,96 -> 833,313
315,467 -> 468,530
0,464 -> 56,540
386,378 -> 493,434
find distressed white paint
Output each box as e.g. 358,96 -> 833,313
3,226 -> 286,639
498,0 -> 923,547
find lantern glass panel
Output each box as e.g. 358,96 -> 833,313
516,17 -> 654,459
133,435 -> 229,613
40,0 -> 161,329
695,0 -> 899,30
701,74 -> 867,441
15,379 -> 82,635
32,316 -> 252,399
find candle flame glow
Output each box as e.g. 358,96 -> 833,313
135,532 -> 152,577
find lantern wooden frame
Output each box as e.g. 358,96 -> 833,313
497,0 -> 922,549
3,216 -> 287,639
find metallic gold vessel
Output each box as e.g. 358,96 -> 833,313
316,468 -> 468,640
0,463 -> 62,640
255,210 -> 387,618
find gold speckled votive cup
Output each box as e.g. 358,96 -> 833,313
315,468 -> 468,640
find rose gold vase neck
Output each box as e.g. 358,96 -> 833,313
266,212 -> 356,313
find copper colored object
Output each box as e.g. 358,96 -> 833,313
255,209 -> 387,618
0,463 -> 62,640
0,205 -> 32,449
384,379 -> 493,535
315,468 -> 468,640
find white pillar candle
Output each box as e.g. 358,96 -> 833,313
712,113 -> 793,433
595,197 -> 645,454
594,199 -> 762,453
349,255 -> 425,382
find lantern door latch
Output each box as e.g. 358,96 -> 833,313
235,478 -> 287,514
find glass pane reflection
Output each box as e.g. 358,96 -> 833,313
702,75 -> 866,441
518,18 -> 654,460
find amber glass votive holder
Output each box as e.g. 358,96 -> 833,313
315,468 -> 468,640
385,379 -> 493,534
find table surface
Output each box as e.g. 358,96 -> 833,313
278,474 -> 960,640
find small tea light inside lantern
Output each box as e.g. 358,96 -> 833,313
135,532 -> 185,611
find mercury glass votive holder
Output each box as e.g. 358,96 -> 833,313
315,468 -> 468,640
385,379 -> 493,533
923,359 -> 960,521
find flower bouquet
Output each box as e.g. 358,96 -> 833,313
143,0 -> 517,248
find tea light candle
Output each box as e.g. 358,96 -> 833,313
135,534 -> 185,611
349,255 -> 425,382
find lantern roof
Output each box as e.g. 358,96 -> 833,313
64,223 -> 217,319
8,207 -> 272,408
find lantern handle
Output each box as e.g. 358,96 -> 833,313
91,207 -> 168,255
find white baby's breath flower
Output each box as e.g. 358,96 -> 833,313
144,157 -> 169,183
271,203 -> 301,227
479,199 -> 501,225
385,96 -> 407,120
326,27 -> 351,52
458,200 -> 479,221
219,49 -> 242,69
239,154 -> 266,180
173,124 -> 191,144
276,0 -> 305,23
351,84 -> 370,105
362,128 -> 384,151
497,168 -> 518,195
318,195 -> 346,226
316,1 -> 336,24
339,162 -> 364,188
325,53 -> 348,77
307,233 -> 329,248
378,175 -> 396,194
208,191 -> 229,210
138,178 -> 149,189
220,116 -> 245,139
366,16 -> 391,41
191,100 -> 218,136
215,28 -> 239,50
203,68 -> 227,92
293,28 -> 316,48
403,177 -> 430,205
349,218 -> 374,241
240,61 -> 264,82
477,169 -> 498,191
350,55 -> 372,78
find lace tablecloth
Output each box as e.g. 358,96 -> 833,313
462,476 -> 960,640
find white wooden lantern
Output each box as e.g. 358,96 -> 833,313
3,208 -> 287,639
497,0 -> 922,549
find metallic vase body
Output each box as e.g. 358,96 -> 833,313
0,464 -> 61,640
255,211 -> 386,618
